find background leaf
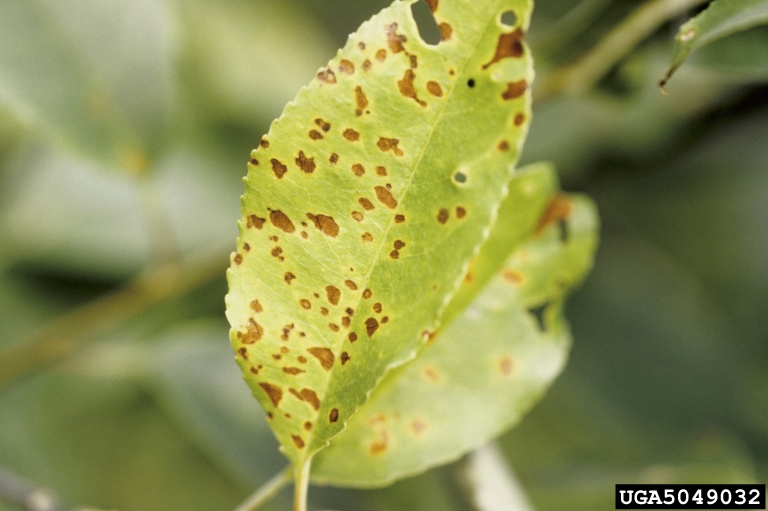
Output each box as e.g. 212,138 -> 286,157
226,0 -> 534,468
660,0 -> 768,87
311,166 -> 598,486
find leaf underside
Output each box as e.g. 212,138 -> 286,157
661,0 -> 768,87
311,163 -> 600,487
225,0 -> 534,469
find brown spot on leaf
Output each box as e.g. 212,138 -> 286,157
309,129 -> 323,140
298,356 -> 307,364
315,118 -> 331,131
373,302 -> 383,313
344,280 -> 357,290
502,269 -> 524,284
362,59 -> 372,71
498,140 -> 510,151
341,317 -> 350,328
456,206 -> 466,218
439,22 -> 452,41
535,194 -> 572,235
341,352 -> 351,365
352,211 -> 363,221
300,299 -> 311,310
283,367 -> 305,375
284,272 -> 296,284
426,81 -> 443,97
325,285 -> 341,305
266,412 -> 273,419
306,213 -> 339,237
483,29 -> 525,69
348,332 -> 358,342
329,323 -> 339,332
304,421 -> 313,431
320,307 -> 329,316
317,68 -> 336,84
260,139 -> 269,149
234,253 -> 243,265
514,113 -> 526,126
247,214 -> 266,229
381,316 -> 389,323
291,435 -> 305,449
250,300 -> 263,312
377,137 -> 403,156
300,231 -> 308,239
363,289 -> 372,299
376,49 -> 387,61
375,186 -> 398,209
269,209 -> 295,233
329,408 -> 339,423
355,86 -> 368,116
259,383 -> 283,407
249,158 -> 259,166
270,158 -> 287,179
352,163 -> 365,177
376,166 -> 387,176
385,23 -> 407,53
271,247 -> 283,258
308,347 -> 334,370
390,250 -> 399,259
295,151 -> 316,173
237,347 -> 248,359
425,0 -> 438,12
237,318 -> 263,344
411,419 -> 428,436
395,214 -> 405,223
410,54 -> 418,69
362,232 -> 373,242
339,59 -> 355,74
422,366 -> 439,383
437,208 -> 449,224
343,128 -> 360,142
243,243 -> 250,252
394,240 -> 405,250
358,42 -> 366,50
499,356 -> 514,377
365,317 -> 379,336
359,198 -> 375,210
369,433 -> 388,455
329,153 -> 339,164
346,307 -> 355,316
300,388 -> 321,410
398,70 -> 426,107
503,80 -> 528,100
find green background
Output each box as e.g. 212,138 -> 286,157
0,0 -> 766,510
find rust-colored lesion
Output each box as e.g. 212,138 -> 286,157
385,22 -> 407,53
307,347 -> 335,370
237,318 -> 264,344
354,86 -> 369,116
343,128 -> 361,141
269,209 -> 295,233
291,435 -> 305,449
514,112 -> 526,126
359,198 -> 375,210
247,214 -> 265,229
502,269 -> 524,285
283,367 -> 305,375
398,69 -> 426,107
299,388 -> 321,410
259,382 -> 283,407
250,300 -> 263,312
270,158 -> 287,179
295,151 -> 316,173
498,356 -> 514,377
483,29 -> 525,69
329,408 -> 339,423
439,22 -> 452,41
425,0 -> 438,13
365,317 -> 379,336
534,194 -> 572,235
377,137 -> 403,156
339,59 -> 355,74
317,68 -> 337,84
426,81 -> 443,97
325,285 -> 341,305
306,213 -> 339,237
352,163 -> 365,177
340,352 -> 351,365
374,186 -> 398,209
502,80 -> 528,100
437,208 -> 449,224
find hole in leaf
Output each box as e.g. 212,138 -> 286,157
467,78 -> 476,88
500,10 -> 517,27
411,1 -> 441,46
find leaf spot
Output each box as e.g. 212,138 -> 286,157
270,158 -> 287,178
373,302 -> 383,313
426,81 -> 443,97
483,28 -> 525,69
325,285 -> 341,305
304,421 -> 313,431
343,128 -> 360,141
502,80 -> 528,100
300,388 -> 321,409
329,153 -> 339,164
329,408 -> 339,423
307,347 -> 335,371
317,68 -> 337,84
395,214 -> 405,223
283,367 -> 305,375
237,318 -> 263,344
385,22 -> 407,53
363,289 -> 372,299
352,163 -> 366,177
376,49 -> 387,61
339,59 -> 355,74
374,186 -> 398,209
315,118 -> 331,131
329,323 -> 340,332
439,22 -> 452,41
309,129 -> 323,140
250,300 -> 263,312
284,272 -> 296,285
259,383 -> 283,407
498,140 -> 509,151
398,70 -> 426,107
247,214 -> 266,229
307,213 -> 339,237
295,151 -> 316,173
377,137 -> 403,156
376,166 -> 387,176
365,317 -> 379,336
499,356 -> 514,377
359,198 -> 375,210
437,208 -> 449,224
260,139 -> 269,149
514,113 -> 526,126
456,206 -> 466,219
344,280 -> 357,290
362,59 -> 372,71
352,211 -> 364,221
410,419 -> 428,436
355,86 -> 369,116
300,299 -> 311,310
269,209 -> 295,233
362,232 -> 374,242
340,352 -> 351,365
291,435 -> 305,449
535,194 -> 572,235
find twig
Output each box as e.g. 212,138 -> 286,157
534,0 -> 710,101
0,465 -> 72,511
233,466 -> 293,511
0,245 -> 230,389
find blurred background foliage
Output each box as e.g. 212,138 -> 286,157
0,0 -> 766,510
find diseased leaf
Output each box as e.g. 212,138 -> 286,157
310,164 -> 599,486
226,0 -> 534,472
660,0 -> 768,88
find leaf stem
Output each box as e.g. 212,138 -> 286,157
535,0 -> 710,101
293,461 -> 311,511
233,466 -> 293,511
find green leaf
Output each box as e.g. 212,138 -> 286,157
660,0 -> 768,88
226,0 -> 534,471
310,165 -> 599,486
0,0 -> 175,167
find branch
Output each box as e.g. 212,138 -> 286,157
535,0 -> 710,101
